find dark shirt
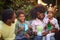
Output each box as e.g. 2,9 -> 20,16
54,30 -> 60,40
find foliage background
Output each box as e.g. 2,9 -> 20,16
0,0 -> 60,20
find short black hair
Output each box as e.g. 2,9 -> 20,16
16,9 -> 25,18
29,4 -> 46,19
2,9 -> 14,23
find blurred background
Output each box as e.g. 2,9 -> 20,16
0,0 -> 60,20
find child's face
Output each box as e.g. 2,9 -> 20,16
48,11 -> 54,19
37,12 -> 44,19
18,14 -> 25,22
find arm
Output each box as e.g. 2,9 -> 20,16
0,22 -> 2,39
31,21 -> 37,32
15,23 -> 24,34
15,23 -> 19,34
31,21 -> 37,36
54,20 -> 59,30
48,20 -> 55,28
50,19 -> 59,29
50,22 -> 55,27
15,24 -> 24,34
0,31 -> 2,40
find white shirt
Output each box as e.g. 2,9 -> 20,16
31,18 -> 47,36
46,18 -> 59,29
44,12 -> 59,30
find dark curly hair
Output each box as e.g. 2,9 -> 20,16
16,9 -> 25,18
1,9 -> 14,23
29,4 -> 46,19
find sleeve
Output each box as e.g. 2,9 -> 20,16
31,21 -> 37,32
0,23 -> 2,38
0,27 -> 1,38
15,22 -> 19,34
26,21 -> 32,28
55,19 -> 59,30
26,21 -> 31,26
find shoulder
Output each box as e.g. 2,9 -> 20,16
0,21 -> 3,30
25,21 -> 29,23
31,19 -> 37,25
0,21 -> 3,24
31,20 -> 36,23
15,20 -> 20,25
25,21 -> 30,25
53,18 -> 58,22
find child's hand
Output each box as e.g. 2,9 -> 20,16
25,34 -> 30,39
48,19 -> 50,23
28,26 -> 32,29
20,27 -> 24,30
17,27 -> 24,33
33,32 -> 37,36
42,31 -> 48,36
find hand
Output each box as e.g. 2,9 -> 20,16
28,25 -> 32,29
44,26 -> 47,30
42,31 -> 48,36
20,27 -> 24,30
46,19 -> 50,25
48,19 -> 55,27
25,34 -> 30,39
17,27 -> 24,33
33,32 -> 37,36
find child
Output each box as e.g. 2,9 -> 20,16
0,9 -> 16,40
45,10 -> 59,40
15,10 -> 31,40
44,5 -> 57,19
30,5 -> 47,40
47,10 -> 59,30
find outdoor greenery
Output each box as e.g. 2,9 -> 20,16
0,0 -> 60,20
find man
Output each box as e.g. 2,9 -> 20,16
0,9 -> 16,40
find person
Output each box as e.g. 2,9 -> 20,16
30,5 -> 47,40
0,9 -> 16,40
54,17 -> 60,40
15,10 -> 31,40
47,11 -> 59,29
44,5 -> 58,19
44,9 -> 59,40
56,17 -> 60,28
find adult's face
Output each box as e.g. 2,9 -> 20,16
37,12 -> 45,20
